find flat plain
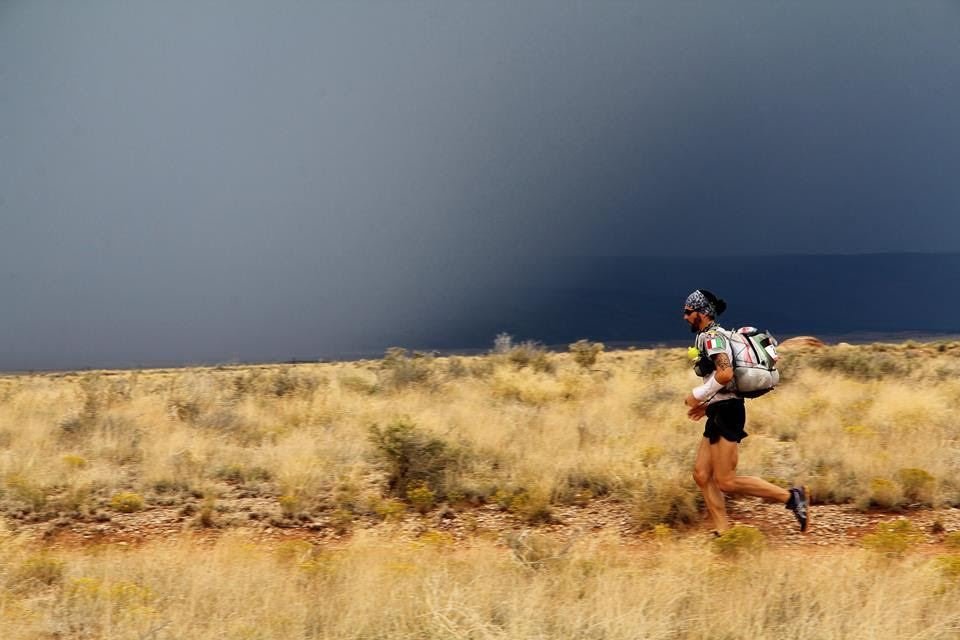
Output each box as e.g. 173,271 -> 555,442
2,339 -> 960,639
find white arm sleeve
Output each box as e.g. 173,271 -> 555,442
692,374 -> 725,402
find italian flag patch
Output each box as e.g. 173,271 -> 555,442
705,336 -> 726,351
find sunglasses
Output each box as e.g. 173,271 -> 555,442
682,309 -> 697,316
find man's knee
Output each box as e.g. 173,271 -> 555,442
692,468 -> 711,488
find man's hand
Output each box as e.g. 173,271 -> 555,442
687,403 -> 707,421
685,393 -> 706,421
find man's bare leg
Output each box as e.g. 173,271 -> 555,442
710,438 -> 790,502
692,437 -> 730,531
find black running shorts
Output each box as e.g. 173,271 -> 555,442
703,399 -> 748,444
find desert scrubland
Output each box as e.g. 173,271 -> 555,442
2,338 -> 960,638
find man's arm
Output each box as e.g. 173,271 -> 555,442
684,352 -> 735,410
712,353 -> 734,386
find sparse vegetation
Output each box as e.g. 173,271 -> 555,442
0,341 -> 957,528
0,340 -> 959,637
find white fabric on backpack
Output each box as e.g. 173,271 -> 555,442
708,325 -> 781,398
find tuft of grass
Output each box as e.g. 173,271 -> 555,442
7,554 -> 65,592
712,525 -> 766,557
4,473 -> 49,513
196,496 -> 218,527
629,474 -> 701,531
862,519 -> 923,557
109,492 -> 145,513
511,489 -> 555,525
494,333 -> 555,373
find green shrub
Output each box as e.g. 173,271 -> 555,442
368,419 -> 457,499
895,468 -> 936,505
862,519 -> 923,557
406,482 -> 437,514
569,339 -> 604,368
712,525 -> 766,557
109,492 -> 145,513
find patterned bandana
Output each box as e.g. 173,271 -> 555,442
684,290 -> 715,317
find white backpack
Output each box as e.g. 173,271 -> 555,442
716,327 -> 781,398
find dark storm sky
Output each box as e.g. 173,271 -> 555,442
1,2 -> 959,369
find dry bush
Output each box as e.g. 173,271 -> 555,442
568,339 -> 605,368
367,418 -> 470,503
493,333 -> 555,373
380,347 -> 436,391
629,472 -> 702,531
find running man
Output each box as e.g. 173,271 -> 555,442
682,289 -> 810,533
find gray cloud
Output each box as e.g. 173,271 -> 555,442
1,1 -> 958,369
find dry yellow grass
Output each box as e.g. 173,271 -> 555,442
2,525 -> 960,639
1,341 -> 958,525
1,340 -> 960,637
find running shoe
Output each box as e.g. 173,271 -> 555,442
785,486 -> 811,533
